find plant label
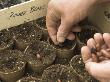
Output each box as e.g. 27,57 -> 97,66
0,0 -> 50,30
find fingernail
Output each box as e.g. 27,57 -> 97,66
57,37 -> 65,43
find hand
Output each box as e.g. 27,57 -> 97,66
46,0 -> 97,44
81,33 -> 110,82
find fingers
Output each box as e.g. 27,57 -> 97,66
57,14 -> 78,43
103,33 -> 110,48
81,46 -> 110,80
66,32 -> 75,41
66,26 -> 81,40
101,49 -> 110,58
46,6 -> 81,44
81,46 -> 92,63
46,5 -> 60,45
57,21 -> 72,42
87,38 -> 96,49
94,33 -> 104,51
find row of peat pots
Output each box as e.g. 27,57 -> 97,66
0,50 -> 99,82
0,17 -> 101,82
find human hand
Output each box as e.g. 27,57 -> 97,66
46,0 -> 97,44
81,33 -> 110,82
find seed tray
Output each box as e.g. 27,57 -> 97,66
0,1 -> 108,82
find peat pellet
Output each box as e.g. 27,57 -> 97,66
54,57 -> 71,65
69,55 -> 98,82
11,23 -> 43,51
76,24 -> 101,44
41,64 -> 79,82
24,41 -> 56,75
48,38 -> 77,58
0,50 -> 26,82
16,76 -> 41,82
0,29 -> 14,51
35,16 -> 46,29
35,16 -> 48,41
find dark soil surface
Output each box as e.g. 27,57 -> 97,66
25,41 -> 56,65
35,16 -> 49,42
0,50 -> 25,72
17,76 -> 40,82
48,38 -> 77,59
0,0 -> 29,9
49,38 -> 76,50
0,29 -> 14,51
12,22 -> 42,40
70,55 -> 99,82
35,16 -> 46,29
76,19 -> 101,44
24,41 -> 56,75
10,22 -> 43,51
41,64 -> 79,82
54,57 -> 72,65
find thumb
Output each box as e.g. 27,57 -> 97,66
57,16 -> 76,43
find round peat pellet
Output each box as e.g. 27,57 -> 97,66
12,23 -> 43,51
54,57 -> 71,65
0,50 -> 26,82
76,24 -> 101,44
0,29 -> 14,51
35,17 -> 49,42
41,64 -> 79,82
35,16 -> 46,29
25,41 -> 56,75
16,76 -> 41,82
48,38 -> 77,58
69,55 -> 98,82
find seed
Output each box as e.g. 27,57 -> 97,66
91,48 -> 97,54
57,79 -> 61,82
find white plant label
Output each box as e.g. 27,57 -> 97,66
0,0 -> 50,30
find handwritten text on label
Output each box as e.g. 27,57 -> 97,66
9,5 -> 45,18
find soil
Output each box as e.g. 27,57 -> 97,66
41,64 -> 79,82
0,50 -> 26,82
0,50 -> 25,72
10,22 -> 43,51
24,41 -> 56,75
76,19 -> 101,44
0,29 -> 14,51
49,38 -> 76,49
0,17 -> 102,82
0,0 -> 29,9
35,17 -> 49,42
48,38 -> 77,58
70,55 -> 99,82
54,57 -> 71,65
16,76 -> 41,82
35,16 -> 46,29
